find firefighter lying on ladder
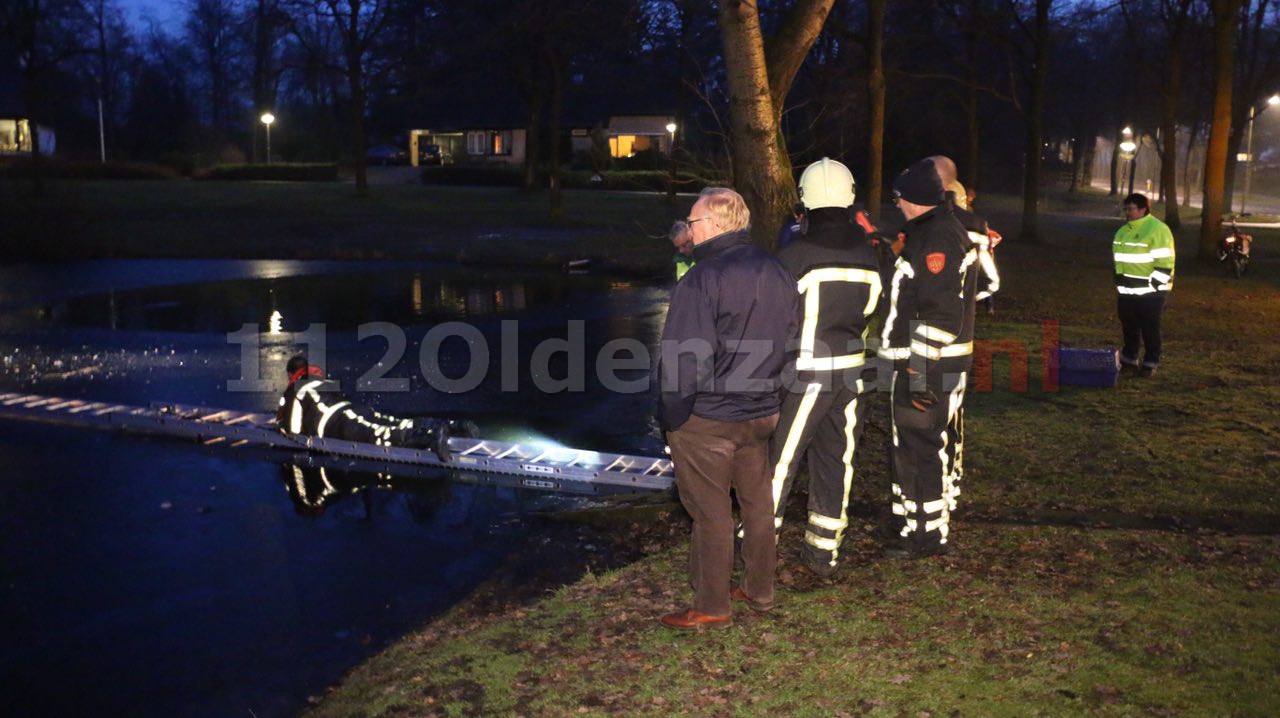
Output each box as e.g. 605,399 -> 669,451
277,355 -> 457,462
879,157 -> 983,558
767,158 -> 883,576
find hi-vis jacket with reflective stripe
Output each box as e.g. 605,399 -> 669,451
775,214 -> 882,373
282,378 -> 351,436
879,203 -> 977,363
1113,213 -> 1175,295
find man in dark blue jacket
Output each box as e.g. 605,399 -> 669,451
657,187 -> 799,629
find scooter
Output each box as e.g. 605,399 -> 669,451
1219,221 -> 1252,278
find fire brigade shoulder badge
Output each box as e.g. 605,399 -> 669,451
926,252 -> 946,274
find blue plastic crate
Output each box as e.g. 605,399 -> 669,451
1053,347 -> 1120,388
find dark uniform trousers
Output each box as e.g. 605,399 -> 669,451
768,373 -> 871,569
1118,293 -> 1166,369
668,413 -> 778,617
891,358 -> 969,548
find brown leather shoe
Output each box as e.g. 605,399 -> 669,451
730,585 -> 774,612
660,609 -> 733,630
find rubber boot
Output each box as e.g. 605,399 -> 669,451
448,419 -> 480,439
407,419 -> 452,462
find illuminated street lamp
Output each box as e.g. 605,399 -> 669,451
1241,93 -> 1280,215
1119,126 -> 1137,194
260,112 -> 275,165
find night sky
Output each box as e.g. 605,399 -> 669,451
117,0 -> 182,30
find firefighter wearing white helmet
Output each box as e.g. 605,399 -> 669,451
766,157 -> 882,576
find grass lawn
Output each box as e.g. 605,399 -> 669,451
301,189 -> 1280,717
5,178 -> 1276,715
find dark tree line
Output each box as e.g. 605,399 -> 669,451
4,0 -> 1279,257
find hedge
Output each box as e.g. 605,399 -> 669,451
199,163 -> 339,182
421,165 -> 717,193
0,159 -> 179,180
420,165 -> 524,187
562,170 -> 714,193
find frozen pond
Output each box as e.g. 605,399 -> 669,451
0,259 -> 672,717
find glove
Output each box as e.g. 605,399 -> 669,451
910,389 -> 938,412
905,367 -> 937,411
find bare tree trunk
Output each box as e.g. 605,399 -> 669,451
1019,0 -> 1051,243
250,0 -> 280,163
1157,0 -> 1192,226
547,61 -> 564,220
1160,109 -> 1181,228
711,0 -> 834,248
1222,121 -> 1245,210
962,0 -> 982,189
1082,135 -> 1095,186
524,105 -> 541,191
21,72 -> 45,196
866,0 -> 886,218
1069,136 -> 1083,192
348,55 -> 368,194
720,2 -> 797,247
1201,0 -> 1243,259
1182,120 -> 1200,208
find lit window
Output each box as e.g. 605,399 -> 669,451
493,131 -> 513,156
609,135 -> 637,158
0,119 -> 29,153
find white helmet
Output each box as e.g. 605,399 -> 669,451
798,157 -> 856,210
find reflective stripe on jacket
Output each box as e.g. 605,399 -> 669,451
879,203 -> 977,363
1113,214 -> 1175,295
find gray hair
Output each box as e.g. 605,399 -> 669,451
698,187 -> 751,233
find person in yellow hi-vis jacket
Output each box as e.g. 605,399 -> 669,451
1113,193 -> 1175,377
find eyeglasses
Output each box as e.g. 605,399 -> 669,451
686,216 -> 711,225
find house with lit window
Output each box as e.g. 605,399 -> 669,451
404,67 -> 674,168
0,48 -> 55,157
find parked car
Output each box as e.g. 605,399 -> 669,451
365,144 -> 407,166
419,143 -> 445,166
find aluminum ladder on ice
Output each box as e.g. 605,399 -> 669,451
0,392 -> 674,493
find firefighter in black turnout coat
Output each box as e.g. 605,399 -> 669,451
879,158 -> 979,557
944,181 -> 1000,509
277,355 -> 455,462
768,158 -> 883,576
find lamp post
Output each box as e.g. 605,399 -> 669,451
1119,126 -> 1137,196
260,112 -> 275,165
665,121 -> 678,201
1241,94 -> 1280,215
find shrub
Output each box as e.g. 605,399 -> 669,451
615,147 -> 667,171
562,170 -> 714,193
419,164 -> 523,187
418,164 -> 717,193
0,158 -> 179,180
198,163 -> 339,182
156,152 -> 198,177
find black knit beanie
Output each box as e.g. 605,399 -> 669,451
892,158 -> 946,206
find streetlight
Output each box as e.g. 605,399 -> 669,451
1119,126 -> 1137,195
1241,93 -> 1280,215
260,112 -> 275,165
665,121 -> 678,200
